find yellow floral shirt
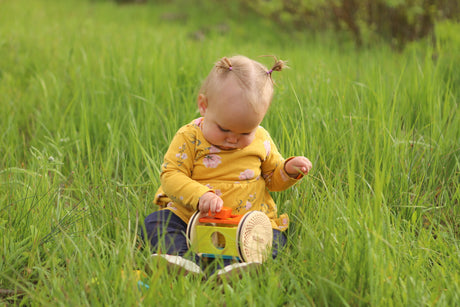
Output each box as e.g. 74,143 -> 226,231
154,118 -> 302,231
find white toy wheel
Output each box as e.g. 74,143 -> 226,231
186,211 -> 218,255
236,211 -> 273,263
186,211 -> 201,249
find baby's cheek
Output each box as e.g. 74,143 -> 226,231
240,136 -> 254,148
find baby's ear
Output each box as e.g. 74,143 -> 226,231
197,94 -> 208,116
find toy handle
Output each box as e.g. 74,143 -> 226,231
208,207 -> 232,219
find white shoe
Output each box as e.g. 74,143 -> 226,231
214,262 -> 262,281
150,254 -> 204,277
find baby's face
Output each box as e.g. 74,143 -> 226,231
198,78 -> 267,150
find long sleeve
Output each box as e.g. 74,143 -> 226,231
159,129 -> 211,211
261,131 -> 301,191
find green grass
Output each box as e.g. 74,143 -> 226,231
1,0 -> 459,305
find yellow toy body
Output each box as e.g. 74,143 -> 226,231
194,224 -> 240,258
186,207 -> 273,262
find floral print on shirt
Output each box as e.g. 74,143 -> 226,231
264,140 -> 271,157
205,184 -> 222,197
203,154 -> 222,168
239,169 -> 255,180
175,143 -> 188,166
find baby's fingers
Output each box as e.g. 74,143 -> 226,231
304,160 -> 313,172
295,159 -> 312,175
209,198 -> 223,214
198,202 -> 209,214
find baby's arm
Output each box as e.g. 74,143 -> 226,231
284,156 -> 312,178
160,131 -> 212,210
261,129 -> 312,191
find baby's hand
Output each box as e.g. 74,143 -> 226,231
285,156 -> 313,178
198,192 -> 223,215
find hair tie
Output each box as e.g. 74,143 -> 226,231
267,69 -> 273,75
229,67 -> 233,71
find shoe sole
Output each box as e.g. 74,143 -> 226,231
213,262 -> 262,282
148,254 -> 206,279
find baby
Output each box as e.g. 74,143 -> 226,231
143,55 -> 312,278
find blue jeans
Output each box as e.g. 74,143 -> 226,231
142,210 -> 287,266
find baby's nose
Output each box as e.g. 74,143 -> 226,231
226,134 -> 238,143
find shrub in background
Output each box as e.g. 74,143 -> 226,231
243,0 -> 459,48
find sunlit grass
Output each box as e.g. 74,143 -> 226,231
1,0 -> 459,305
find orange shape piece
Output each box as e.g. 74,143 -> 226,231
200,207 -> 243,225
209,207 -> 232,219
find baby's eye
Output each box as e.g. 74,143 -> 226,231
218,126 -> 230,132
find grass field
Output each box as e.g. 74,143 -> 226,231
1,0 -> 459,305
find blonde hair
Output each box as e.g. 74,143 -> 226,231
199,55 -> 287,113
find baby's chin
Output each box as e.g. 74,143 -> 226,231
215,145 -> 239,151
213,143 -> 247,151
